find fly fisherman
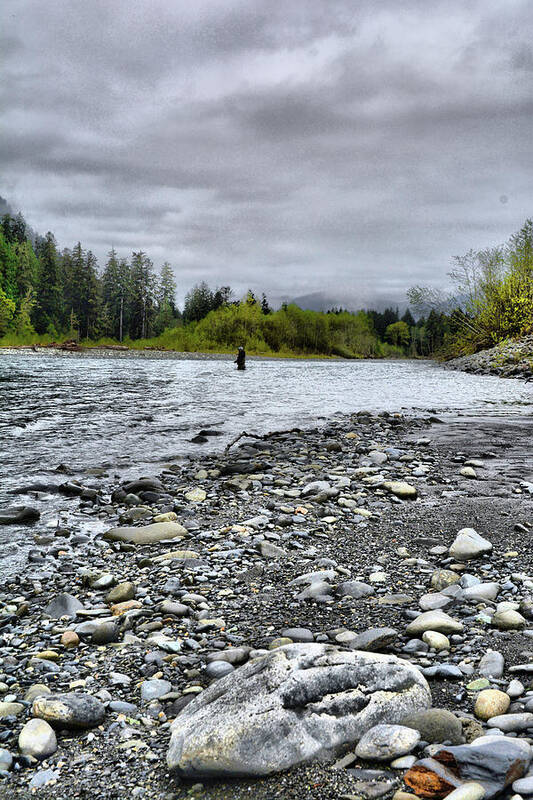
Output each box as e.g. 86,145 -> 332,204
235,346 -> 246,370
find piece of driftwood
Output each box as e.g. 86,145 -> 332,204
224,428 -> 303,452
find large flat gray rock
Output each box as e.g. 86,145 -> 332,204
103,521 -> 188,545
167,643 -> 431,777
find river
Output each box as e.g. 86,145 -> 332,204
1,352 -> 532,571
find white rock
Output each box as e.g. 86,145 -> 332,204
422,631 -> 450,651
18,719 -> 57,759
167,643 -> 431,777
406,610 -> 463,636
449,528 -> 492,561
355,724 -> 420,761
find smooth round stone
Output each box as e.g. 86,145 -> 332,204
159,599 -> 188,617
61,630 -> 80,649
140,679 -> 172,702
382,481 -> 417,499
0,748 -> 12,771
478,651 -> 504,678
467,678 -> 490,691
18,719 -> 57,759
513,777 -> 533,795
443,783 -> 486,800
154,512 -> 178,522
24,684 -> 51,703
487,712 -> 533,731
0,702 -> 24,718
106,582 -> 136,604
406,610 -> 463,636
32,693 -> 105,729
281,628 -> 314,643
474,690 -> 511,721
497,601 -> 520,612
185,488 -> 207,503
90,573 -> 115,590
206,647 -> 250,666
91,621 -> 119,645
355,724 -> 420,761
205,662 -> 235,680
401,708 -> 463,745
463,583 -> 500,602
422,631 -> 450,651
44,593 -> 84,619
391,755 -> 417,769
419,593 -> 452,611
109,701 -> 138,714
460,574 -> 481,589
492,610 -> 526,631
507,680 -> 525,698
29,769 -> 59,789
268,637 -> 293,649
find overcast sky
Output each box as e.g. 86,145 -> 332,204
1,0 -> 532,308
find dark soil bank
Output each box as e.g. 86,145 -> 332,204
0,410 -> 532,800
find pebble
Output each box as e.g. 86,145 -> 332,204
355,725 -> 420,761
487,712 -> 533,732
449,528 -> 493,561
442,784 -> 487,800
492,610 -> 527,630
141,680 -> 172,702
2,407 -> 532,796
406,610 -> 463,636
18,719 -> 57,759
474,690 -> 511,721
422,631 -> 450,651
60,630 -> 80,648
513,777 -> 533,795
32,693 -> 106,729
478,651 -> 505,678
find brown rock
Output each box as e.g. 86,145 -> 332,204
404,758 -> 462,798
106,582 -> 136,604
404,739 -> 531,800
61,630 -> 80,649
111,599 -> 142,616
474,689 -> 510,721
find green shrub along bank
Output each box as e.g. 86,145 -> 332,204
125,302 -> 407,359
409,218 -> 533,358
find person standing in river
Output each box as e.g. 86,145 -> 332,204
235,346 -> 246,370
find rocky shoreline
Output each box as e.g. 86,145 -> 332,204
0,346 -> 242,362
445,336 -> 533,380
1,410 -> 533,799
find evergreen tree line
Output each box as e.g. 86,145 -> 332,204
0,214 -> 179,341
0,209 -> 451,357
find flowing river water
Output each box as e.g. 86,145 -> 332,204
1,351 -> 532,571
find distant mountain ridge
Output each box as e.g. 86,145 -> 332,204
283,290 -> 406,313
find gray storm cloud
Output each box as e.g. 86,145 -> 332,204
1,0 -> 532,308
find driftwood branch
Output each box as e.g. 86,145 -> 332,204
224,427 -> 303,452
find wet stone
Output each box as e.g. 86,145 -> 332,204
32,692 -> 106,729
